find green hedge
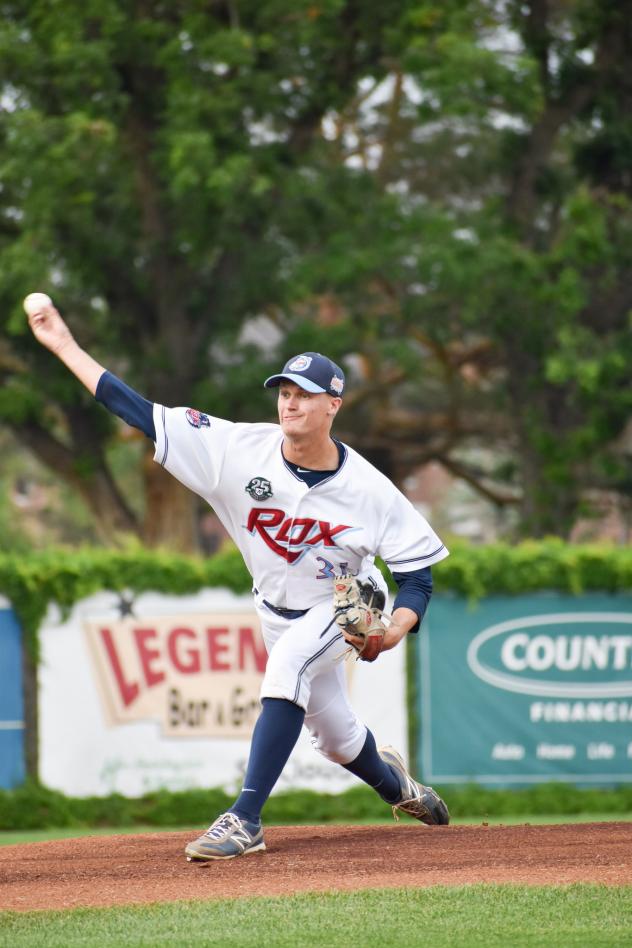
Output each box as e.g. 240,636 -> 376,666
2,540 -> 632,796
0,544 -> 251,658
0,781 -> 630,831
3,539 -> 632,656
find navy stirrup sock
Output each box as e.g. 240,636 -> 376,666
231,697 -> 305,824
342,729 -> 401,803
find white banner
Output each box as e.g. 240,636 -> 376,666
84,613 -> 266,738
39,587 -> 407,797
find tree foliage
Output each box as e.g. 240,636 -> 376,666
289,0 -> 632,536
1,1 -> 631,546
0,0 -> 409,547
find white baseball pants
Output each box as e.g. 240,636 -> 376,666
254,593 -> 367,765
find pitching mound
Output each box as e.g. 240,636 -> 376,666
1,822 -> 631,912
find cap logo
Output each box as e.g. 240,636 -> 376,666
288,355 -> 312,372
330,375 -> 344,395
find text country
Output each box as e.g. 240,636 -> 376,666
246,507 -> 352,563
100,625 -> 267,708
502,633 -> 632,672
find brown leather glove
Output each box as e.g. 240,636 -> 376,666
333,574 -> 387,662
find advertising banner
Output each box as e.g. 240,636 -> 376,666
0,600 -> 25,789
420,593 -> 632,785
84,613 -> 267,738
39,588 -> 406,797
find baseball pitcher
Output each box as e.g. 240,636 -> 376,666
25,296 -> 450,861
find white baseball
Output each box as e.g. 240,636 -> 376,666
23,292 -> 53,317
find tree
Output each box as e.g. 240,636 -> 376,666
0,0 -> 410,549
2,1 -> 632,546
277,0 -> 632,536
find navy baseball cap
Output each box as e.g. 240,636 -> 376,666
264,352 -> 345,397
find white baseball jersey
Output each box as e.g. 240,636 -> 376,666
153,405 -> 449,609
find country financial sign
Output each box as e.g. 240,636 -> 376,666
467,613 -> 632,698
84,613 -> 266,738
419,595 -> 632,785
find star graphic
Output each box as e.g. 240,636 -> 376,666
116,593 -> 137,618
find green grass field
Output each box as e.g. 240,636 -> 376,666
1,885 -> 631,948
2,819 -> 630,947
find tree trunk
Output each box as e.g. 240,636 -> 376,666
12,422 -> 140,543
508,1 -> 622,239
141,445 -> 198,552
73,466 -> 140,543
517,446 -> 577,538
22,640 -> 38,781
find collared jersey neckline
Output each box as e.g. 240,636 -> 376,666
282,439 -> 347,488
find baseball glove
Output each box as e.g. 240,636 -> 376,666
333,574 -> 387,662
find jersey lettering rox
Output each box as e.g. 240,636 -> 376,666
153,406 -> 449,609
246,508 -> 353,563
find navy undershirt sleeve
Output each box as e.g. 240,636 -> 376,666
391,566 -> 433,634
95,371 -> 156,441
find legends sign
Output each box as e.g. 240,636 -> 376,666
37,589 -> 407,797
84,614 -> 267,738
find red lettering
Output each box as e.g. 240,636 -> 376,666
247,508 -> 301,563
134,628 -> 165,688
100,628 -> 139,708
207,627 -> 231,671
247,507 -> 351,562
238,627 -> 268,673
167,628 -> 201,674
247,507 -> 284,534
306,521 -> 350,546
276,518 -> 314,545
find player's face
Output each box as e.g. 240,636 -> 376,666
277,382 -> 341,439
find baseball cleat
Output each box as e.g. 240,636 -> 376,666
379,745 -> 450,826
185,812 -> 266,861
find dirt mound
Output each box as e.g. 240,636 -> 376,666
1,822 -> 630,912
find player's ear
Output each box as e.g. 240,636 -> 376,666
328,397 -> 342,416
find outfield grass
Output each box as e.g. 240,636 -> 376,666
1,885 -> 631,948
0,812 -> 630,847
0,825 -> 187,846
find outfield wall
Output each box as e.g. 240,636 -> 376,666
36,588 -> 406,797
3,544 -> 632,793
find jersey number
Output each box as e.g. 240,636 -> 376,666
315,557 -> 357,580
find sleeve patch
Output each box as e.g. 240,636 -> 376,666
186,408 -> 211,429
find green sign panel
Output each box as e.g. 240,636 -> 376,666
419,593 -> 632,785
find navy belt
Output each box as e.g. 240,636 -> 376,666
264,600 -> 309,619
254,588 -> 310,619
